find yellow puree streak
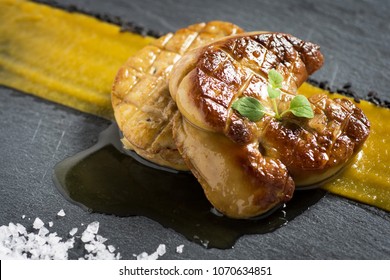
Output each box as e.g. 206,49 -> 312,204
1,0 -> 389,211
299,83 -> 390,210
0,0 -> 153,119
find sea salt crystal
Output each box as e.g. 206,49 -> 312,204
85,243 -> 96,252
85,221 -> 99,234
38,227 -> 49,237
16,223 -> 27,235
48,222 -> 53,227
34,235 -> 46,246
96,235 -> 107,243
69,228 -> 78,236
107,245 -> 115,253
81,231 -> 94,243
176,244 -> 184,254
0,213 -> 121,260
156,244 -> 166,256
81,222 -> 99,242
33,218 -> 44,229
0,221 -> 74,260
57,209 -> 66,217
47,233 -> 62,245
0,225 -> 12,240
21,215 -> 26,219
136,252 -> 149,260
83,249 -> 120,260
80,222 -> 120,260
136,244 -> 166,260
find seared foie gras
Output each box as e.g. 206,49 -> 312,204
170,32 -> 370,218
112,21 -> 243,170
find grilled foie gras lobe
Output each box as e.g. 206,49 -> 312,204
170,32 -> 370,218
112,21 -> 243,170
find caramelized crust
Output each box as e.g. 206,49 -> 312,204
112,21 -> 243,170
170,32 -> 370,218
170,32 -> 324,133
173,114 -> 294,218
261,95 -> 370,185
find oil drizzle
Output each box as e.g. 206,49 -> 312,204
53,123 -> 326,249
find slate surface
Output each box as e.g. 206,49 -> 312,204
1,0 -> 390,259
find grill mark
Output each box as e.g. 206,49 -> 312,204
251,34 -> 300,79
198,44 -> 268,117
224,73 -> 255,133
115,22 -> 244,152
202,35 -> 309,137
149,103 -> 177,151
221,43 -> 269,82
224,35 -> 303,95
118,29 -> 202,149
192,33 -> 366,174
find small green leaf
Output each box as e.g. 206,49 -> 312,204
232,97 -> 266,122
289,95 -> 314,118
267,85 -> 281,99
268,69 -> 283,89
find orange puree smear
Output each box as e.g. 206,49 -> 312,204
1,0 -> 389,211
0,0 -> 153,119
298,83 -> 390,211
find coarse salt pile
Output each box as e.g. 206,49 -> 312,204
0,214 -> 120,260
0,220 -> 74,260
81,221 -> 119,260
1,212 -> 186,260
136,244 -> 166,260
133,243 -> 184,260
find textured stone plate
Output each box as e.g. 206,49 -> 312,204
1,0 -> 389,259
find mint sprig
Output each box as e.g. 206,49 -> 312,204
268,69 -> 283,88
267,85 -> 281,99
283,95 -> 314,118
231,97 -> 266,122
232,69 -> 314,121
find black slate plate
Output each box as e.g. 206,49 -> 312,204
1,0 -> 390,259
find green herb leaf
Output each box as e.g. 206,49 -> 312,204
267,85 -> 281,99
289,95 -> 314,118
268,69 -> 283,89
232,97 -> 266,122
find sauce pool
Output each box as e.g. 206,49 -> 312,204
53,124 -> 326,249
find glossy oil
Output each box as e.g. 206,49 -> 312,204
53,123 -> 326,249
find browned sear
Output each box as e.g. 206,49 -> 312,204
170,32 -> 370,218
